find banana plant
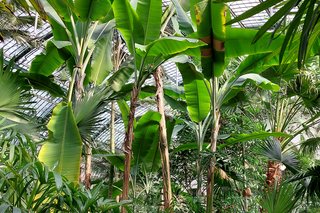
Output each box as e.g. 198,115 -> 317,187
30,0 -> 125,186
112,0 -> 205,211
173,1 -> 320,211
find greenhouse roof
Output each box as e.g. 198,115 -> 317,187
0,0 -> 278,149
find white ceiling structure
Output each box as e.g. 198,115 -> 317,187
0,0 -> 275,149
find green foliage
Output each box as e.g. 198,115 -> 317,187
261,183 -> 298,213
177,62 -> 210,123
38,102 -> 83,183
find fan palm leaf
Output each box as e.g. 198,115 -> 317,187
288,165 -> 320,201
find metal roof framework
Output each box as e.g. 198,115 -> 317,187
0,0 -> 279,149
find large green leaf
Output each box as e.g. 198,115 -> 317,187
136,0 -> 162,44
232,74 -> 280,91
144,37 -> 205,59
74,0 -> 112,21
225,28 -> 284,58
171,0 -> 194,35
132,111 -> 161,172
218,131 -> 291,149
29,42 -> 65,76
117,100 -> 132,131
112,0 -> 144,53
47,16 -> 70,41
107,61 -> 134,92
173,142 -> 210,153
47,0 -> 73,22
20,73 -> 65,97
177,62 -> 211,123
38,102 -> 83,183
90,30 -> 113,85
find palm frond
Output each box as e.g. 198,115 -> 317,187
73,89 -> 108,143
261,183 -> 298,213
288,165 -> 320,201
257,139 -> 299,173
300,137 -> 320,156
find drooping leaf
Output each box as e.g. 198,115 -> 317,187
29,42 -> 65,76
107,61 -> 134,92
300,137 -> 320,156
19,73 -> 65,97
177,62 -> 210,123
38,102 -> 83,183
173,142 -> 210,153
232,73 -> 280,91
171,0 -> 194,35
218,131 -> 291,149
288,165 -> 320,200
132,111 -> 161,172
104,153 -> 125,171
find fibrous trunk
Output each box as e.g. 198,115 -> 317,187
266,160 -> 282,188
153,67 -> 172,211
121,86 -> 139,213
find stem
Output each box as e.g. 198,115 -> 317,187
108,101 -> 116,198
153,67 -> 173,212
242,143 -> 248,212
206,77 -> 220,213
67,68 -> 78,102
196,122 -> 203,196
70,13 -> 81,54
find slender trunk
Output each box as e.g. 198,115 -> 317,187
242,143 -> 249,212
196,154 -> 202,196
108,101 -> 116,198
196,123 -> 203,196
85,144 -> 92,189
153,67 -> 172,212
206,78 -> 220,213
121,86 -> 139,213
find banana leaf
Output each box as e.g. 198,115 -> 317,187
38,102 -> 83,183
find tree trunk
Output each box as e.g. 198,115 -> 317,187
153,67 -> 173,212
108,101 -> 116,198
265,160 -> 282,188
85,144 -> 92,189
121,86 -> 139,213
